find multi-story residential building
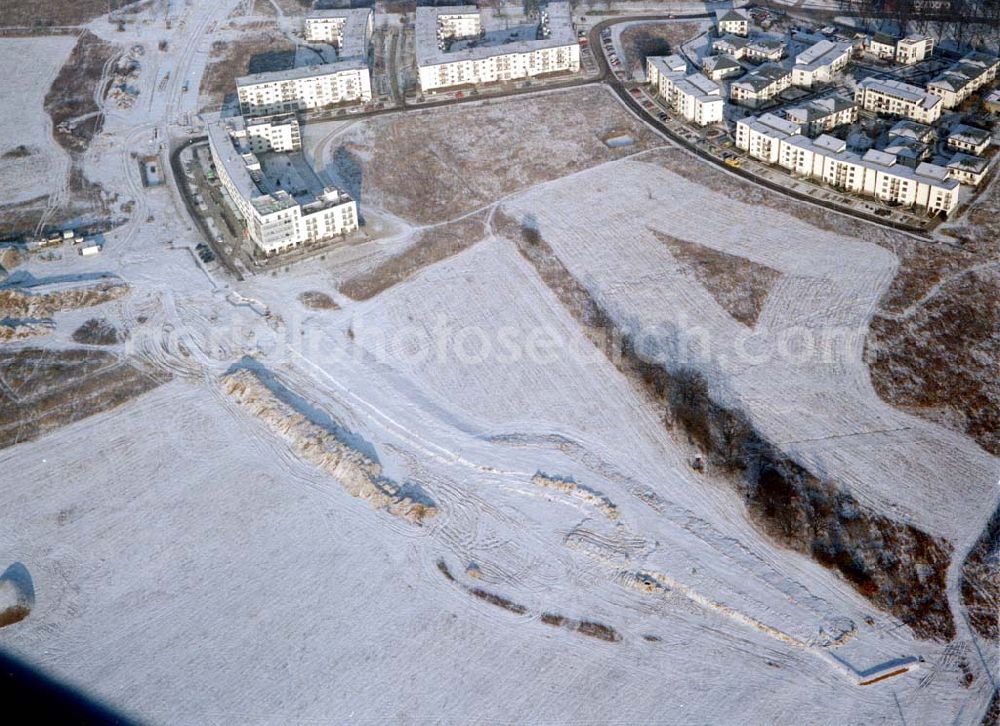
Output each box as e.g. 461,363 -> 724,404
730,63 -> 791,107
243,114 -> 302,153
947,124 -> 992,155
737,115 -> 961,214
868,33 -> 897,60
715,8 -> 750,37
713,35 -> 784,62
855,78 -> 942,123
206,114 -> 358,257
237,63 -> 373,117
736,112 -> 801,163
415,3 -> 579,92
926,52 -> 999,108
791,39 -> 852,87
647,55 -> 724,126
701,54 -> 743,81
303,8 -> 374,55
895,35 -> 934,64
947,153 -> 990,185
236,9 -> 374,118
745,38 -> 785,62
784,95 -> 857,135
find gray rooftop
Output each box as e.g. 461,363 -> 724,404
236,59 -> 368,88
415,3 -> 577,69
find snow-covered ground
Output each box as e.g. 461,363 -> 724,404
0,0 -> 997,723
0,36 -> 76,206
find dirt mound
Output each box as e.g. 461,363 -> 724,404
0,319 -> 55,342
0,281 -> 129,319
298,291 -> 339,310
531,472 -> 619,521
653,231 -> 780,327
72,318 -> 125,345
0,563 -> 34,628
223,367 -> 436,524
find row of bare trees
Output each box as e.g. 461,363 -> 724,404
836,0 -> 1000,50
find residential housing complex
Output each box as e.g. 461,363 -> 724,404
712,36 -> 785,63
237,8 -> 374,116
415,3 -> 579,92
736,113 -> 960,214
207,114 -> 358,257
646,55 -> 724,126
855,78 -> 943,123
926,52 -> 999,108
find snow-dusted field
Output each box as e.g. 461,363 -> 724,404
0,36 -> 76,206
0,0 -> 997,723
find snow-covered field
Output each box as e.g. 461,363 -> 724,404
0,0 -> 997,723
0,36 -> 76,206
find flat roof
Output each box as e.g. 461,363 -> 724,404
648,54 -> 687,76
304,8 -> 372,59
236,59 -> 367,88
415,2 -> 577,69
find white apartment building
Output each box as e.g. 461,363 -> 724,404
237,62 -> 372,117
784,95 -> 857,135
715,8 -> 750,37
737,116 -> 960,214
730,63 -> 792,107
926,52 -> 999,108
303,8 -> 374,56
238,9 -> 372,117
947,153 -> 989,186
855,78 -> 942,123
243,114 -> 302,153
647,55 -> 724,126
415,3 -> 579,92
712,36 -> 784,62
735,113 -> 801,163
895,35 -> 934,64
947,124 -> 992,155
791,39 -> 852,87
701,54 -> 743,81
207,114 -> 358,257
868,33 -> 898,60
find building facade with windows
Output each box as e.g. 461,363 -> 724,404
206,114 -> 358,257
647,55 -> 724,126
415,3 -> 579,92
855,78 -> 942,123
237,62 -> 373,117
737,114 -> 961,214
